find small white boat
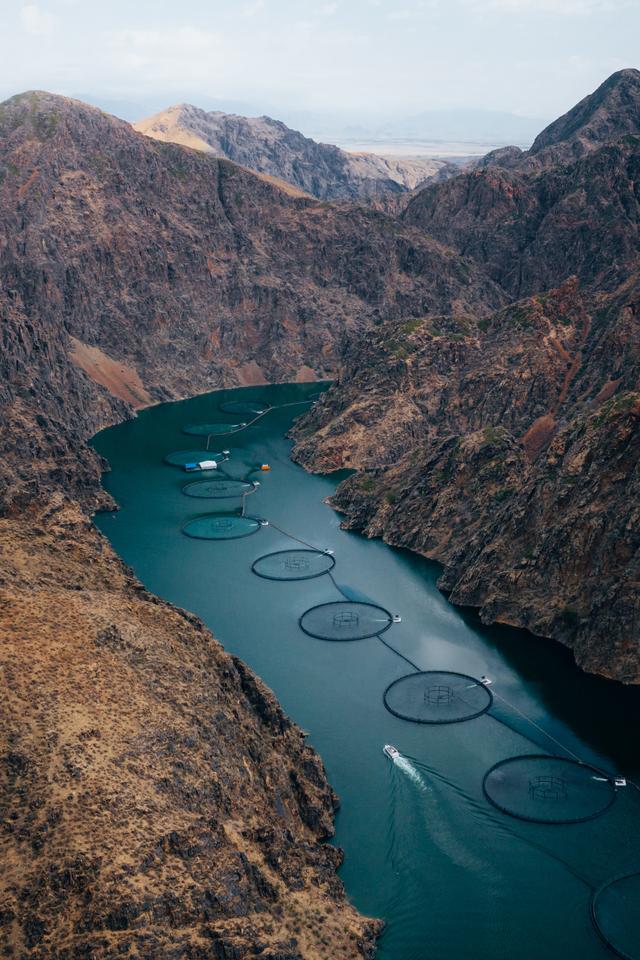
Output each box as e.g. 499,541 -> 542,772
383,744 -> 400,761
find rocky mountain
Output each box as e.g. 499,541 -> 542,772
291,70 -> 640,683
134,104 -> 457,201
403,69 -> 640,299
0,91 -> 502,510
0,90 -> 504,957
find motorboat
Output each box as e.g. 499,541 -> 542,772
383,744 -> 400,761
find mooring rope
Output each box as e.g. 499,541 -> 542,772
179,397 -> 638,790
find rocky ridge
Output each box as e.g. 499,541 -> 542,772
134,104 -> 458,201
0,92 -> 503,511
292,70 -> 640,683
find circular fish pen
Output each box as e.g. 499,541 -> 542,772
182,422 -> 245,437
219,399 -> 270,415
182,514 -> 261,540
383,671 -> 493,724
483,755 -> 617,824
299,600 -> 393,641
591,873 -> 640,960
183,478 -> 255,499
252,549 -> 336,581
164,449 -> 225,467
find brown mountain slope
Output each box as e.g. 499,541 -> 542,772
403,70 -> 640,298
134,104 -> 456,201
528,67 -> 640,163
0,91 -> 505,958
1,497 -> 380,959
291,278 -> 640,681
292,70 -> 640,683
0,91 -> 503,510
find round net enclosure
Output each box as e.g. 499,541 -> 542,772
483,754 -> 617,824
252,549 -> 335,581
182,422 -> 244,437
299,601 -> 392,641
164,449 -> 224,466
383,671 -> 493,724
219,399 -> 270,415
182,514 -> 261,540
591,873 -> 640,960
183,478 -> 254,499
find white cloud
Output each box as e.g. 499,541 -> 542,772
20,4 -> 55,36
461,0 -> 632,13
109,26 -> 227,88
242,0 -> 266,17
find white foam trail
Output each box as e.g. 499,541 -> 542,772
392,754 -> 429,792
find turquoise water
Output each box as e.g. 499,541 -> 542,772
92,383 -> 640,960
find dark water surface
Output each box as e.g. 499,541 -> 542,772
92,383 -> 640,960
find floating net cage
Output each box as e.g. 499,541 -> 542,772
383,671 -> 493,724
183,478 -> 254,499
182,514 -> 261,540
219,399 -> 270,415
252,549 -> 335,581
164,449 -> 224,467
182,422 -> 244,437
483,754 -> 617,824
299,601 -> 393,641
591,873 -> 640,960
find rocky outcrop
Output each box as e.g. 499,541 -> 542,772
292,70 -> 640,684
134,104 -> 458,201
527,67 -> 640,164
0,497 -> 381,958
0,91 -> 502,510
291,279 -> 640,681
403,70 -> 640,298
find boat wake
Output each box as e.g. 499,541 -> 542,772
388,751 -> 429,792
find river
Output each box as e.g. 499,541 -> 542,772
92,382 -> 640,960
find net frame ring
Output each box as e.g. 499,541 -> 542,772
182,477 -> 254,499
299,600 -> 394,641
181,513 -> 262,540
251,549 -> 336,582
482,754 -> 618,825
383,670 -> 494,725
590,872 -> 640,960
219,398 -> 271,416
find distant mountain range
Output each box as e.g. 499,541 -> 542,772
70,91 -> 543,147
134,104 -> 459,201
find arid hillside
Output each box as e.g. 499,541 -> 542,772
292,70 -> 640,683
403,69 -> 640,298
0,91 -> 502,509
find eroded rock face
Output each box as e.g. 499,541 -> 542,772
403,69 -> 640,298
134,104 -> 458,201
0,91 -> 502,509
0,498 -> 381,958
291,278 -> 640,683
292,70 -> 640,683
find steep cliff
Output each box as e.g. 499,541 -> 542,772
0,91 -> 505,958
0,91 -> 503,510
292,71 -> 640,684
134,104 -> 457,201
403,69 -> 640,298
1,497 -> 381,958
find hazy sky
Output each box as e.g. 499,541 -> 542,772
1,0 -> 638,119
